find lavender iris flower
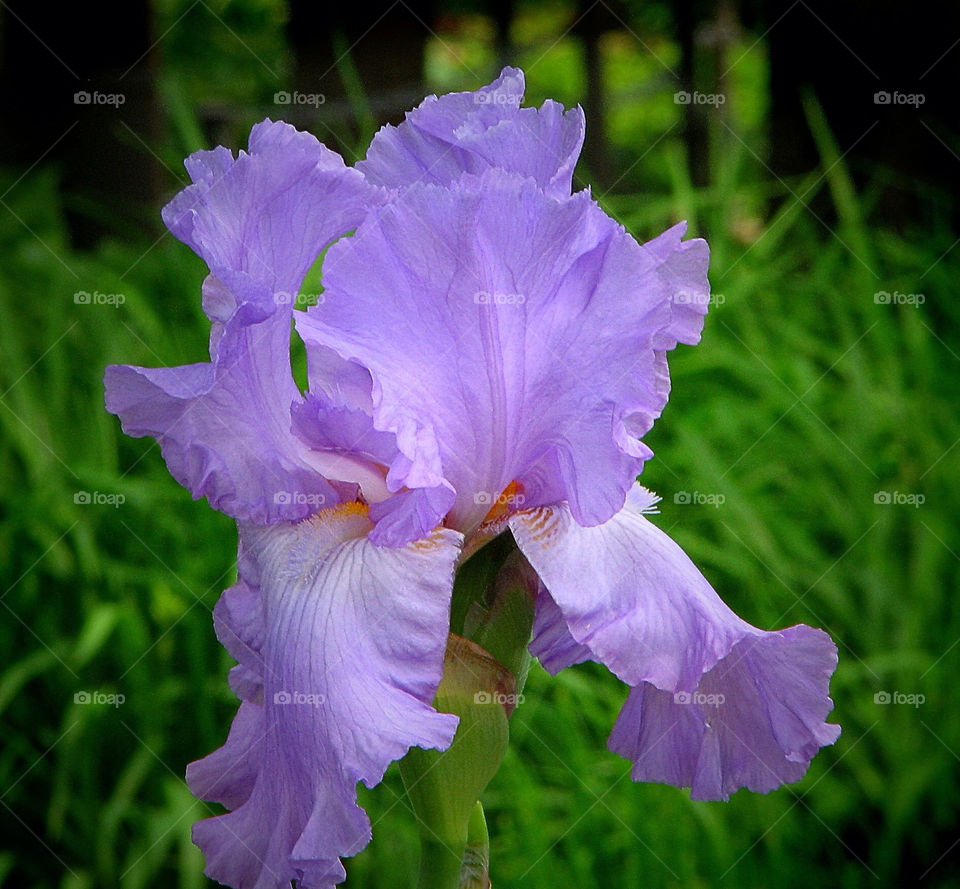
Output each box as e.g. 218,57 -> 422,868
105,68 -> 839,889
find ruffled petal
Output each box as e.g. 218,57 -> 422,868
529,586 -> 592,674
607,626 -> 841,800
104,340 -> 340,523
298,170 -> 709,540
105,121 -> 381,523
187,701 -> 264,811
189,504 -> 462,888
358,67 -> 584,198
292,346 -> 455,544
163,120 -> 380,300
508,491 -> 840,800
212,541 -> 266,702
291,394 -> 398,469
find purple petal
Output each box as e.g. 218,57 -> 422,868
607,627 -> 841,800
291,394 -> 398,469
213,543 -> 265,702
187,701 -> 263,811
367,483 -> 457,547
104,319 -> 338,523
302,344 -> 379,415
163,119 -> 379,299
298,170 -> 709,540
508,491 -> 840,800
529,586 -> 592,674
105,121 -> 381,523
359,67 -> 584,198
189,505 -> 462,888
292,350 -> 455,545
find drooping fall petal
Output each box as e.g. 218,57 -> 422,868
190,504 -> 462,888
509,489 -> 840,801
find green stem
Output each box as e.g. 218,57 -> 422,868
413,802 -> 490,889
415,836 -> 468,889
400,533 -> 534,889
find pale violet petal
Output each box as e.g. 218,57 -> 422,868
509,497 -> 840,800
188,505 -> 462,888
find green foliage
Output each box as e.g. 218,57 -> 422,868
1,27 -> 958,889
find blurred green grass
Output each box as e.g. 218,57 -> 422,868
2,43 -> 959,889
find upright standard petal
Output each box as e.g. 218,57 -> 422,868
358,67 -> 585,198
508,492 -> 840,801
105,121 -> 382,523
189,503 -> 462,889
298,170 -> 709,541
163,120 -> 378,302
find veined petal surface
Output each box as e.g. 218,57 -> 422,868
189,504 -> 462,888
298,171 -> 709,541
509,492 -> 840,800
